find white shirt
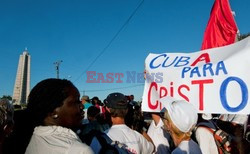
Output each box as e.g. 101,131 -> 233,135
220,114 -> 248,125
172,140 -> 202,154
82,108 -> 89,124
25,126 -> 94,154
195,127 -> 218,154
147,119 -> 171,154
91,124 -> 154,154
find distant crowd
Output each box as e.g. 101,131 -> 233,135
0,78 -> 250,154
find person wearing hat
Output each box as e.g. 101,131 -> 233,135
81,95 -> 93,124
161,98 -> 202,154
90,92 -> 154,154
81,95 -> 92,109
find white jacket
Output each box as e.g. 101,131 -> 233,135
25,126 -> 94,154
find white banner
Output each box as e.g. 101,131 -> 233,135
142,37 -> 250,114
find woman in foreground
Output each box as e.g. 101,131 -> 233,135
25,78 -> 93,154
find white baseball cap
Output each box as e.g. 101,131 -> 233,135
161,97 -> 198,133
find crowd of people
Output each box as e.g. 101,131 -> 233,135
0,78 -> 249,154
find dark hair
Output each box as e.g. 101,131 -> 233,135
27,78 -> 75,126
3,79 -> 76,154
91,96 -> 102,106
87,106 -> 100,118
125,104 -> 144,133
125,96 -> 131,103
109,108 -> 128,118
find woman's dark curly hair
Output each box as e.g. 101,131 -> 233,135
27,78 -> 75,126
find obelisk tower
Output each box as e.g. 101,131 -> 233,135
12,48 -> 31,104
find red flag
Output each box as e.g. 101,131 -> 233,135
201,0 -> 238,50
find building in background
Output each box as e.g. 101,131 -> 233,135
12,48 -> 31,105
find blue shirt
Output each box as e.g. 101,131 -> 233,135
84,102 -> 92,109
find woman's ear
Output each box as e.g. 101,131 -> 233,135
44,109 -> 60,126
50,108 -> 60,119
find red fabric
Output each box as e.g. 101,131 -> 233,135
201,0 -> 238,50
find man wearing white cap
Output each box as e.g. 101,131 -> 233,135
161,98 -> 202,154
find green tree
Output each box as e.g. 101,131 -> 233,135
1,95 -> 12,100
238,33 -> 250,41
